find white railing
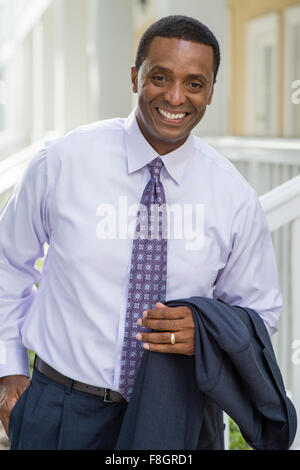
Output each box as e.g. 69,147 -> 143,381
202,135 -> 300,196
0,130 -> 28,162
0,131 -> 60,208
223,172 -> 300,449
0,135 -> 300,449
260,176 -> 300,450
203,135 -> 300,449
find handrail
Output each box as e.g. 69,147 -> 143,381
0,131 -> 60,195
0,130 -> 27,162
260,174 -> 300,231
203,135 -> 300,150
202,136 -> 300,165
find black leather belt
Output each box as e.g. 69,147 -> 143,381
34,356 -> 127,403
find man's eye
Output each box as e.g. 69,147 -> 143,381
152,76 -> 165,81
190,82 -> 202,88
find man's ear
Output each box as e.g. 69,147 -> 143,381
131,66 -> 138,94
208,83 -> 215,105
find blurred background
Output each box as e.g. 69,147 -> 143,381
1,0 -> 300,146
0,0 -> 300,450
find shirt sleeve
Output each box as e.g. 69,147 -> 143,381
213,188 -> 282,336
0,146 -> 52,377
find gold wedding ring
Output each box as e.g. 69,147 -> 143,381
170,333 -> 176,345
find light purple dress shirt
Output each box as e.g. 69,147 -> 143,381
0,109 -> 282,390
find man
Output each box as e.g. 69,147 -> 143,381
0,15 -> 282,449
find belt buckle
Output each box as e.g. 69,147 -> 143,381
103,388 -> 113,403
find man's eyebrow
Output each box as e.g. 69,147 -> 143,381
186,73 -> 208,83
148,66 -> 208,83
147,65 -> 172,75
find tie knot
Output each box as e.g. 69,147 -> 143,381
147,157 -> 163,180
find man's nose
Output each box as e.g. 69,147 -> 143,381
164,82 -> 186,107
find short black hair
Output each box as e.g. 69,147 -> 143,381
135,15 -> 220,82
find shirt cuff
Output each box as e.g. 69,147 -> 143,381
0,344 -> 30,378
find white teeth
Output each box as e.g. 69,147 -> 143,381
158,108 -> 186,120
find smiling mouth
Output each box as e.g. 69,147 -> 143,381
155,107 -> 189,122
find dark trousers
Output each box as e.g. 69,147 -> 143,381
9,368 -> 128,450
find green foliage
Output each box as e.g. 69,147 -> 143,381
229,418 -> 252,450
35,258 -> 44,272
28,350 -> 36,378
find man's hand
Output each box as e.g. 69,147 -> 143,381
136,302 -> 195,355
0,375 -> 30,436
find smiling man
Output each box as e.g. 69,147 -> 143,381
133,34 -> 215,154
0,15 -> 282,450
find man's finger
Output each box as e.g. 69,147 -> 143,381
155,302 -> 167,309
137,317 -> 185,331
143,306 -> 190,320
136,331 -> 184,344
142,342 -> 194,356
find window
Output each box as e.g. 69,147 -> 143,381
245,12 -> 279,136
284,4 -> 300,137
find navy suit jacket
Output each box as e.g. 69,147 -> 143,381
115,297 -> 297,450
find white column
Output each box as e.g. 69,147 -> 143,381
3,54 -> 20,134
63,0 -> 90,131
92,0 -> 134,120
43,2 -> 56,132
53,0 -> 99,133
22,34 -> 34,143
32,21 -> 45,141
53,0 -> 65,132
3,39 -> 31,146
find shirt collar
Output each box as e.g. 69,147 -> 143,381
124,108 -> 195,185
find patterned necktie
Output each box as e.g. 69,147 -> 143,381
119,157 -> 168,402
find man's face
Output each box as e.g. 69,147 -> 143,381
131,36 -> 215,155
